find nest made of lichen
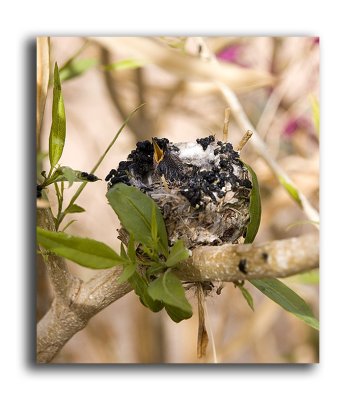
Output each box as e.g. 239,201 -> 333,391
106,135 -> 252,249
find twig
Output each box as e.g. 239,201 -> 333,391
36,233 -> 318,363
56,103 -> 145,228
236,130 -> 253,151
222,107 -> 230,142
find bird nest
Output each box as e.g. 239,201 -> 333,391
106,135 -> 252,249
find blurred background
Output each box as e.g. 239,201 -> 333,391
37,36 -> 319,363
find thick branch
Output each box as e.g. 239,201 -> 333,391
176,233 -> 319,282
36,233 -> 318,363
37,208 -> 73,299
36,268 -> 132,363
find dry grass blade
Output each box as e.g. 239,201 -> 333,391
36,37 -> 50,147
222,107 -> 230,142
196,284 -> 209,359
237,130 -> 253,151
90,37 -> 276,92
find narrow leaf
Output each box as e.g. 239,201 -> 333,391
127,234 -> 136,264
104,58 -> 146,71
147,270 -> 192,322
242,162 -> 262,244
59,58 -> 97,82
236,283 -> 254,311
286,270 -> 320,285
44,168 -> 100,186
37,227 -> 122,269
166,240 -> 190,267
66,204 -> 85,214
278,176 -> 302,207
107,183 -> 169,257
49,62 -> 66,167
120,242 -> 128,259
250,278 -> 319,330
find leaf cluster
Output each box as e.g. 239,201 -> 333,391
106,184 -> 192,322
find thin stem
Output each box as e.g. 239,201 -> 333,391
56,103 -> 145,228
60,39 -> 90,71
54,182 -> 63,231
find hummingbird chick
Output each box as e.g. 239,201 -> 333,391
152,138 -> 184,183
106,135 -> 252,249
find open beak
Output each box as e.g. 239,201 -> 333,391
152,138 -> 164,165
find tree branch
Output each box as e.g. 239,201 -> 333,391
37,208 -> 73,299
36,267 -> 132,363
36,233 -> 318,363
176,233 -> 318,282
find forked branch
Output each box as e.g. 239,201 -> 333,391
37,222 -> 319,363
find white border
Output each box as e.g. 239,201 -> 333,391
3,1 -> 355,398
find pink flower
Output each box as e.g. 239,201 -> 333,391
283,116 -> 312,137
216,44 -> 249,68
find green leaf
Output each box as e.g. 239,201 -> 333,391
106,183 -> 169,257
61,166 -> 77,187
59,58 -> 97,82
37,227 -> 122,269
164,304 -> 192,323
285,270 -> 320,285
49,62 -> 66,168
66,204 -> 85,214
147,270 -> 192,323
250,278 -> 319,330
129,271 -> 164,312
278,176 -> 302,207
146,262 -> 166,278
242,162 -> 262,244
127,234 -> 136,264
151,205 -> 158,250
236,283 -> 254,311
166,240 -> 190,267
44,167 -> 100,186
118,261 -> 136,284
120,242 -> 128,259
103,58 -> 146,71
